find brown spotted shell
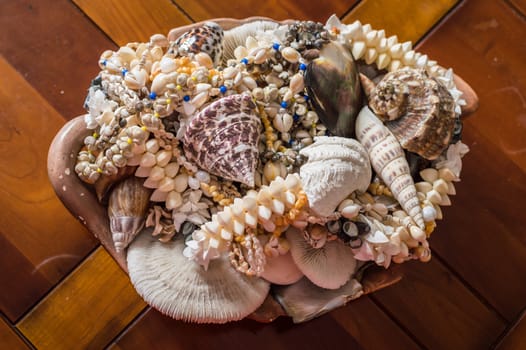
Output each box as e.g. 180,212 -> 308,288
175,22 -> 224,66
183,93 -> 261,187
365,68 -> 456,160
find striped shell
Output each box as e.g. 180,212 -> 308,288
183,93 -> 261,187
299,136 -> 371,217
175,22 -> 224,66
364,68 -> 457,160
355,106 -> 424,229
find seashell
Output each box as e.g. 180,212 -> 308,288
286,227 -> 357,289
355,106 -> 424,229
299,136 -> 371,217
127,232 -> 270,323
363,68 -> 457,160
304,41 -> 363,138
260,251 -> 304,285
108,177 -> 152,252
175,22 -> 224,66
273,276 -> 363,323
183,93 -> 261,187
222,21 -> 279,62
281,47 -> 300,63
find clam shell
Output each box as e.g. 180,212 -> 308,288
183,93 -> 261,187
273,277 -> 363,323
260,252 -> 304,285
299,136 -> 371,217
108,177 -> 152,252
355,106 -> 424,229
127,232 -> 270,323
304,41 -> 362,138
175,22 -> 224,66
286,227 -> 357,289
366,68 -> 457,160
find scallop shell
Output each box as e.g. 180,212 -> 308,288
260,252 -> 304,285
108,176 -> 152,252
304,41 -> 363,137
364,68 -> 457,160
286,227 -> 357,289
127,232 -> 270,323
355,106 -> 424,229
175,22 -> 224,66
299,136 -> 371,217
183,93 -> 261,187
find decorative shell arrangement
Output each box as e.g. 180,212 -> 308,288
68,14 -> 474,324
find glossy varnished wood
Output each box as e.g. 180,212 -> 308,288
17,247 -> 146,350
419,0 -> 526,322
497,310 -> 526,349
0,316 -> 29,350
0,55 -> 97,322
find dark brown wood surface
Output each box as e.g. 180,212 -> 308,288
1,0 -> 525,349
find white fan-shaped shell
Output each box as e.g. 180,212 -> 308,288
222,21 -> 279,62
286,227 -> 357,289
260,252 -> 304,285
355,106 -> 424,229
127,232 -> 270,323
299,136 -> 371,217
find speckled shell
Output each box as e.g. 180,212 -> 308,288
304,42 -> 363,138
299,136 -> 371,217
355,106 -> 424,229
183,93 -> 261,187
366,68 -> 457,160
108,176 -> 152,252
175,22 -> 224,66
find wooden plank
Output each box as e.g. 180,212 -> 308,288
418,0 -> 526,322
372,259 -> 506,349
110,308 -> 364,350
0,55 -> 98,321
496,309 -> 526,349
0,316 -> 30,350
331,296 -> 421,350
73,0 -> 192,46
342,0 -> 459,43
0,0 -> 117,120
172,0 -> 358,23
17,247 -> 146,350
507,0 -> 526,17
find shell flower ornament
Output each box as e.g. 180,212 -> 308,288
49,14 -> 478,324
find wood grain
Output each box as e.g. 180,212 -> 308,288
0,55 -> 97,321
507,0 -> 526,16
0,0 -> 117,120
172,0 -> 358,23
497,309 -> 526,349
372,259 -> 506,349
17,247 -> 146,350
73,0 -> 192,46
110,308 -> 363,350
343,0 -> 459,43
418,0 -> 526,322
331,296 -> 421,350
0,315 -> 29,350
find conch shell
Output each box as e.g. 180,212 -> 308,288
183,93 -> 261,187
355,106 -> 424,229
108,176 -> 152,252
299,136 -> 371,217
304,41 -> 363,137
362,68 -> 457,160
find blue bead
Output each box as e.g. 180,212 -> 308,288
183,95 -> 190,102
303,95 -> 309,102
293,114 -> 300,122
102,59 -> 107,66
149,92 -> 157,100
241,58 -> 249,64
280,101 -> 288,108
272,43 -> 280,51
299,63 -> 307,71
219,85 -> 227,94
121,68 -> 128,77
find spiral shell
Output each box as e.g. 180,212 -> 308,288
299,136 -> 372,217
355,106 -> 424,229
108,176 -> 152,252
364,68 -> 457,160
183,93 -> 261,187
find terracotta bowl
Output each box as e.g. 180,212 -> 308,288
47,17 -> 478,322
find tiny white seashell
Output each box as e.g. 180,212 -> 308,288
188,176 -> 201,190
422,205 -> 437,222
156,150 -> 172,167
433,178 -> 449,194
145,139 -> 160,154
140,152 -> 157,168
164,162 -> 180,178
282,47 -> 300,63
160,57 -> 176,73
420,168 -> 438,183
415,181 -> 432,193
289,73 -> 304,94
158,177 -> 175,192
195,52 -> 214,69
341,203 -> 361,219
150,188 -> 168,202
299,136 -> 372,217
174,173 -> 189,193
355,107 -> 424,229
148,166 -> 165,182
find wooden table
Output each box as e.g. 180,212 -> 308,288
1,0 -> 525,349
